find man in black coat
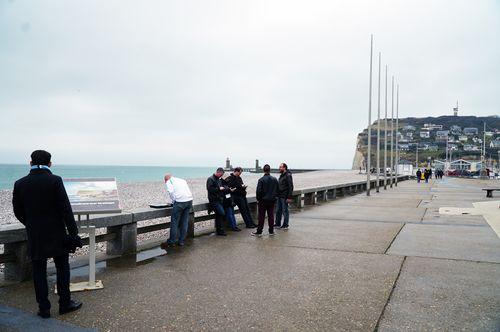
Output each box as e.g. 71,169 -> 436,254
252,164 -> 279,237
206,167 -> 228,236
275,163 -> 294,229
225,167 -> 257,229
12,150 -> 82,318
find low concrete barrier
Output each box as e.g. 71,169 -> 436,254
0,175 -> 409,281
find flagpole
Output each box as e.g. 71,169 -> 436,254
390,75 -> 394,188
366,34 -> 373,196
376,52 -> 381,193
395,84 -> 399,186
383,66 -> 388,190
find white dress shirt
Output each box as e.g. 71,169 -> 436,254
165,177 -> 193,203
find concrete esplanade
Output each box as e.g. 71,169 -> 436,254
1,176 -> 499,331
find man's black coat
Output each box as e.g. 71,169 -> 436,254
12,168 -> 78,260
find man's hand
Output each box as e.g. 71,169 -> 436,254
219,187 -> 225,191
230,187 -> 236,192
287,198 -> 293,203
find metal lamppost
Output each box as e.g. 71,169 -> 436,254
366,35 -> 373,196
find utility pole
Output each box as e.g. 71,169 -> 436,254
383,66 -> 388,190
390,76 -> 394,188
366,35 -> 373,196
395,84 -> 399,186
376,52 -> 381,193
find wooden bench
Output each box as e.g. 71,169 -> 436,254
482,188 -> 500,198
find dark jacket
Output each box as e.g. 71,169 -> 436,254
225,173 -> 247,197
12,168 -> 78,260
277,171 -> 294,199
256,174 -> 279,202
206,174 -> 224,203
221,178 -> 234,208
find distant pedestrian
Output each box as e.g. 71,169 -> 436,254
222,175 -> 241,232
275,163 -> 294,230
416,169 -> 422,183
206,168 -> 228,236
252,164 -> 279,237
424,169 -> 430,183
161,174 -> 193,249
226,167 -> 257,228
12,150 -> 82,318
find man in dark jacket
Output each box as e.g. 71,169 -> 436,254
12,150 -> 82,318
225,167 -> 256,228
206,167 -> 228,236
275,163 -> 294,229
252,164 -> 279,237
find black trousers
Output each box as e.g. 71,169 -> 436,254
233,195 -> 255,227
32,253 -> 71,310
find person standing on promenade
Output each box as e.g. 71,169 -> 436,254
221,174 -> 241,232
12,150 -> 82,319
252,164 -> 279,237
416,169 -> 422,183
161,174 -> 193,249
424,169 -> 430,183
225,167 -> 257,229
206,168 -> 228,236
275,163 -> 294,230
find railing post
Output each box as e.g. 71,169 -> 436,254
304,192 -> 316,205
332,188 -> 337,199
188,211 -> 195,239
294,194 -> 304,208
249,201 -> 258,220
106,222 -> 137,256
4,241 -> 32,281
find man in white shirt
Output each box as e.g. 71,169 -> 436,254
160,174 -> 193,249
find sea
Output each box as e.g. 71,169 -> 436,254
0,164 -> 216,190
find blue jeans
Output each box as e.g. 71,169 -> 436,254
225,206 -> 237,229
210,201 -> 226,234
275,197 -> 289,227
168,200 -> 193,244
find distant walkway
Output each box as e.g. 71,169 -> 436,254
1,178 -> 499,331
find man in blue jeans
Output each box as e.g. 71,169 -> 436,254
161,173 -> 193,249
275,163 -> 294,229
206,168 -> 228,236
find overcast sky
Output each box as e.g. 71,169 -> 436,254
1,0 -> 499,169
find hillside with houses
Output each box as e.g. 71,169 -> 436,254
352,115 -> 500,171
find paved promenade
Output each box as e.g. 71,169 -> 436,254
1,177 -> 499,331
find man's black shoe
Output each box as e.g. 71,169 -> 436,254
251,231 -> 262,237
216,232 -> 227,236
59,300 -> 82,315
37,309 -> 50,319
231,227 -> 241,232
